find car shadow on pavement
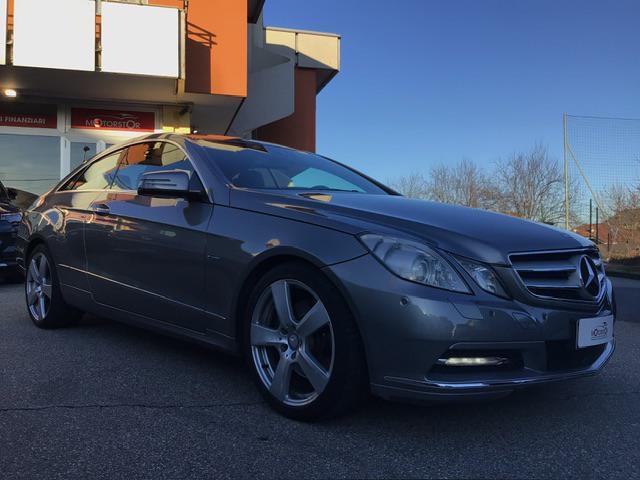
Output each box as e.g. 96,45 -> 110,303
2,281 -> 635,479
0,276 -> 22,288
73,312 -> 247,372
1,279 -> 628,430
70,308 -> 613,428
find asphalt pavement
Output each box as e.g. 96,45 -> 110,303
0,277 -> 638,479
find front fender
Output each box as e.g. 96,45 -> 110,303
204,205 -> 367,336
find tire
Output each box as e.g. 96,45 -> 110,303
244,262 -> 368,421
25,244 -> 82,329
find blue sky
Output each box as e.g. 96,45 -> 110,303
264,0 -> 640,181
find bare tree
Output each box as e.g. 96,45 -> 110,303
391,158 -> 497,208
423,164 -> 454,203
425,158 -> 498,209
388,172 -> 429,199
606,183 -> 640,215
389,145 -> 574,225
494,144 -> 566,224
604,183 -> 640,261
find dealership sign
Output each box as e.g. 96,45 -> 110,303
0,103 -> 57,128
71,108 -> 155,132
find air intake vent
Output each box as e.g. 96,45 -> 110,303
510,249 -> 605,302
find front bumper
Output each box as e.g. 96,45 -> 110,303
324,254 -> 616,402
373,340 -> 614,402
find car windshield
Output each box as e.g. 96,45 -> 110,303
197,140 -> 389,195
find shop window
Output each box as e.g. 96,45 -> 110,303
0,134 -> 61,195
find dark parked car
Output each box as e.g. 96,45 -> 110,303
17,134 -> 615,420
0,180 -> 23,281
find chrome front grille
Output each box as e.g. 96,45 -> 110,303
509,249 -> 605,302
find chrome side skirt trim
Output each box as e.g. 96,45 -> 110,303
58,263 -> 226,321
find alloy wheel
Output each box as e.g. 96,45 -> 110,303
250,279 -> 335,407
26,253 -> 52,322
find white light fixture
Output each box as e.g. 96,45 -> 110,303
437,356 -> 509,367
3,88 -> 17,98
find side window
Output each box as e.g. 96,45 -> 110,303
61,151 -> 123,192
111,142 -> 197,192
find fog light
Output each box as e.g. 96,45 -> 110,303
437,356 -> 508,366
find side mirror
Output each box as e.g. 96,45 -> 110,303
137,170 -> 204,200
6,188 -> 18,200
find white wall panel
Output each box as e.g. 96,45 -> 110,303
228,49 -> 294,137
13,0 -> 95,71
101,3 -> 179,78
0,0 -> 7,65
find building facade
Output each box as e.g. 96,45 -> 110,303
0,0 -> 340,194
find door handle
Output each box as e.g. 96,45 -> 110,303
93,204 -> 110,216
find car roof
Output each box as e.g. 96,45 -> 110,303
184,134 -> 239,143
117,133 -> 289,153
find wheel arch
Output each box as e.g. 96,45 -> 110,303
232,250 -> 365,360
24,235 -> 49,265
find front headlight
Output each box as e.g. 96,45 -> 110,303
0,212 -> 22,224
359,234 -> 470,293
456,258 -> 508,298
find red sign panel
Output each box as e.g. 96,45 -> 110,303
71,108 -> 155,132
0,103 -> 57,129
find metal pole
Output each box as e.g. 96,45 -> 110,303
563,113 -> 570,230
95,0 -> 102,72
595,207 -> 599,245
589,198 -> 593,240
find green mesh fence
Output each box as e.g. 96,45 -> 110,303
565,114 -> 640,267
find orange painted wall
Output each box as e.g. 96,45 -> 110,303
6,0 -> 13,35
148,0 -> 185,8
150,0 -> 247,98
255,68 -> 317,152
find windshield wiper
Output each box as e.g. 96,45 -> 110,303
301,188 -> 362,193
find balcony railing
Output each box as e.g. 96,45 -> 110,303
2,0 -> 184,79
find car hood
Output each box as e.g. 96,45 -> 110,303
230,190 -> 593,265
